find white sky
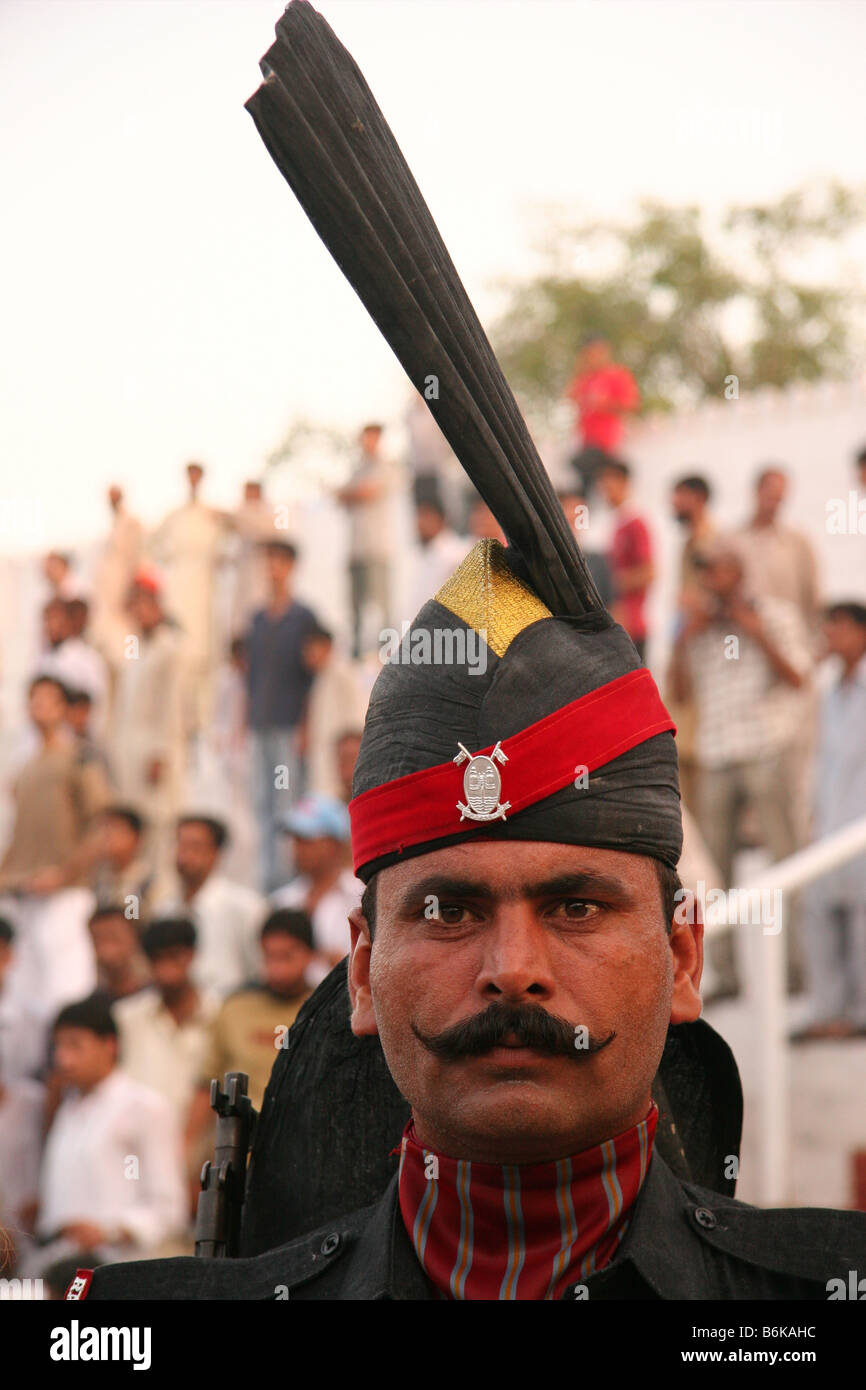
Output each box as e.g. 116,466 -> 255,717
2,0 -> 864,548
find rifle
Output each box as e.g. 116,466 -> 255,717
194,1071 -> 258,1258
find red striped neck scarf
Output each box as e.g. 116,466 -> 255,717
398,1103 -> 657,1300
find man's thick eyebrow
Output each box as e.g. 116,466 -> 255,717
396,870 -> 634,913
523,872 -> 635,903
396,876 -> 494,912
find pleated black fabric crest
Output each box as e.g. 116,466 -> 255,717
245,0 -> 603,618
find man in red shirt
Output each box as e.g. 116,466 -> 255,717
597,459 -> 655,663
566,338 -> 640,494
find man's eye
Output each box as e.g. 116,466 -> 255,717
419,901 -> 473,925
436,903 -> 468,924
416,898 -> 475,925
553,900 -> 599,921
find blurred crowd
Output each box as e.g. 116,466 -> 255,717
1,350 -> 865,1293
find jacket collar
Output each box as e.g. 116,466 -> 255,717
586,1148 -> 706,1299
339,1171 -> 434,1300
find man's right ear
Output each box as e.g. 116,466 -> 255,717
347,907 -> 378,1037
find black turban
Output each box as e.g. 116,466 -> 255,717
245,0 -> 682,880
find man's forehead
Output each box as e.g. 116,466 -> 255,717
378,839 -> 654,898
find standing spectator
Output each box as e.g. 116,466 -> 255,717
229,480 -> 278,636
86,906 -> 151,1008
37,597 -> 109,734
113,919 -> 219,1128
795,603 -> 866,1040
31,998 -> 185,1273
209,636 -> 257,886
185,908 -> 314,1161
246,541 -> 319,892
406,489 -> 472,618
0,676 -> 109,1019
670,543 -> 812,996
90,485 -> 143,664
0,677 -> 109,894
334,728 -> 363,805
404,390 -> 461,525
271,796 -> 362,978
671,474 -> 717,594
737,465 -> 820,630
301,627 -> 367,801
38,595 -> 72,661
857,443 -> 866,494
65,691 -> 112,783
564,338 -> 640,494
667,474 -> 717,812
148,461 -> 230,733
155,817 -> 266,997
737,465 -> 821,845
556,487 -> 614,608
42,551 -> 86,602
110,573 -> 187,886
337,423 -> 399,658
596,460 -> 655,662
466,494 -> 506,544
212,637 -> 249,771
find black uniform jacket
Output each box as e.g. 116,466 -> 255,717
87,1151 -> 866,1301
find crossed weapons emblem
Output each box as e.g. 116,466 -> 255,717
454,741 -> 511,822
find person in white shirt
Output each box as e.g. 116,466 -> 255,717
336,423 -> 400,658
90,485 -> 144,664
30,998 -> 185,1274
271,795 -> 363,983
42,550 -> 87,602
113,918 -> 219,1125
0,917 -> 46,1081
229,479 -> 280,635
110,574 -> 189,886
300,627 -> 368,801
154,816 -> 266,997
406,491 -> 472,620
37,597 -> 109,736
148,460 -> 232,733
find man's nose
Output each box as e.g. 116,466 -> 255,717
475,905 -> 555,1003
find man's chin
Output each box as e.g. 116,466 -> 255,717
426,1099 -> 593,1164
419,1068 -> 605,1162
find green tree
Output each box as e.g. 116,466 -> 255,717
493,181 -> 866,418
263,417 -> 353,494
264,417 -> 351,473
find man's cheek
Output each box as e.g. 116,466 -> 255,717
610,932 -> 668,997
369,955 -> 413,1046
369,938 -> 405,1003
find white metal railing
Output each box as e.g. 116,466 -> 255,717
698,814 -> 866,1206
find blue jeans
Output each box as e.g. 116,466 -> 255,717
250,727 -> 303,893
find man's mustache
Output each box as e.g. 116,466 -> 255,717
411,1002 -> 615,1062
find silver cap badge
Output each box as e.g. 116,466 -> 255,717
454,741 -> 511,822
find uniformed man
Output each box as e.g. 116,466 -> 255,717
79,0 -> 866,1301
